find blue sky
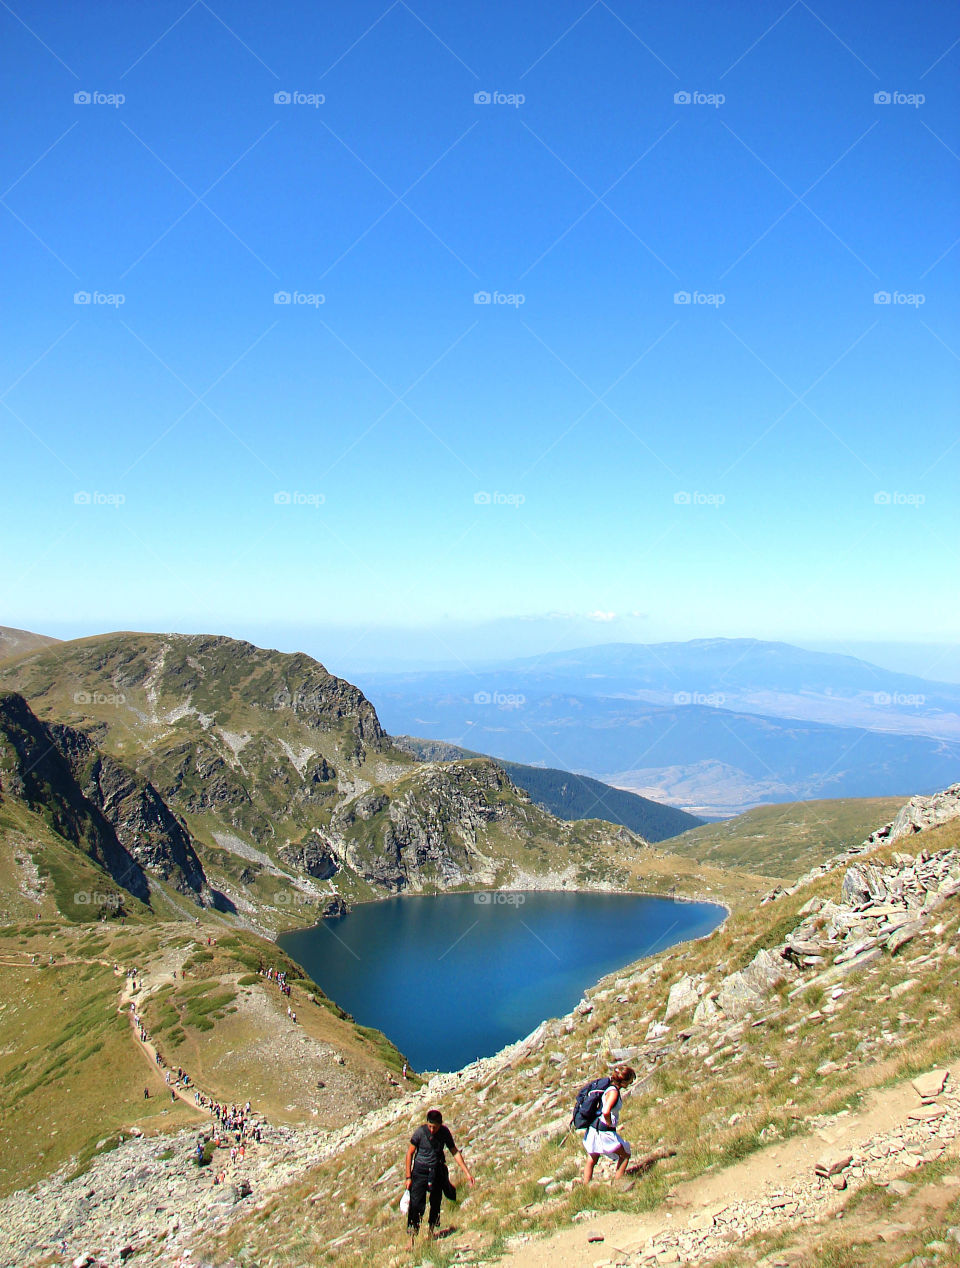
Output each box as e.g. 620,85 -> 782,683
2,0 -> 958,671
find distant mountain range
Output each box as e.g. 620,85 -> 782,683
393,737 -> 705,840
357,639 -> 960,816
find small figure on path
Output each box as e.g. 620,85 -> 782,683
404,1108 -> 474,1251
581,1064 -> 636,1184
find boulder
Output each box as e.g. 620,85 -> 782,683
717,972 -> 760,1018
887,922 -> 924,953
815,1151 -> 852,1177
742,948 -> 790,994
842,865 -> 886,906
692,996 -> 718,1026
912,1069 -> 949,1100
664,975 -> 700,1022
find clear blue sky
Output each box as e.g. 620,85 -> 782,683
2,0 -> 958,669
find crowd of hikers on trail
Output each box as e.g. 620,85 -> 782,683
124,965 -> 268,1188
258,963 -> 292,997
401,1063 -> 639,1250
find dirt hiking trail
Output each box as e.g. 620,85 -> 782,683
503,1061 -> 960,1266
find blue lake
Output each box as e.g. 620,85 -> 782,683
279,890 -> 725,1072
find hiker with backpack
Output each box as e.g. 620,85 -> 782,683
573,1064 -> 636,1184
403,1109 -> 474,1249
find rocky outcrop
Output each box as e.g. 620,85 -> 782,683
278,835 -> 339,880
0,691 -> 151,904
888,783 -> 960,841
47,722 -> 209,898
323,761 -> 513,892
0,692 -> 214,907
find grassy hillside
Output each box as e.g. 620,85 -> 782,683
0,913 -> 407,1199
667,796 -> 907,881
395,736 -> 705,841
0,625 -> 59,662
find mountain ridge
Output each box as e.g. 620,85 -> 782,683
393,735 -> 706,840
0,631 -> 751,934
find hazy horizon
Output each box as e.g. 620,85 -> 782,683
11,615 -> 960,685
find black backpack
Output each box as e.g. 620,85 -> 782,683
571,1076 -> 611,1129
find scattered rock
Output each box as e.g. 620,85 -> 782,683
912,1069 -> 949,1100
815,1151 -> 853,1177
886,1179 -> 914,1197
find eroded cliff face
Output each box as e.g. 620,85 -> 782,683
0,692 -> 214,905
47,721 -> 209,897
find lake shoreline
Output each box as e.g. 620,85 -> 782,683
283,880 -> 731,938
279,889 -> 728,1072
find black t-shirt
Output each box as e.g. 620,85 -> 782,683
410,1124 -> 457,1175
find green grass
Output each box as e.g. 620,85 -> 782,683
669,797 -> 906,880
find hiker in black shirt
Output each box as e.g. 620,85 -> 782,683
404,1108 -> 474,1248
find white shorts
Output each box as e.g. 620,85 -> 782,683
583,1125 -> 631,1157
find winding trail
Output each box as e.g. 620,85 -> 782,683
117,972 -> 211,1118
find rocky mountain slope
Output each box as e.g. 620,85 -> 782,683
3,785 -> 955,1266
395,736 -> 705,841
0,691 -> 213,909
0,632 -> 746,933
